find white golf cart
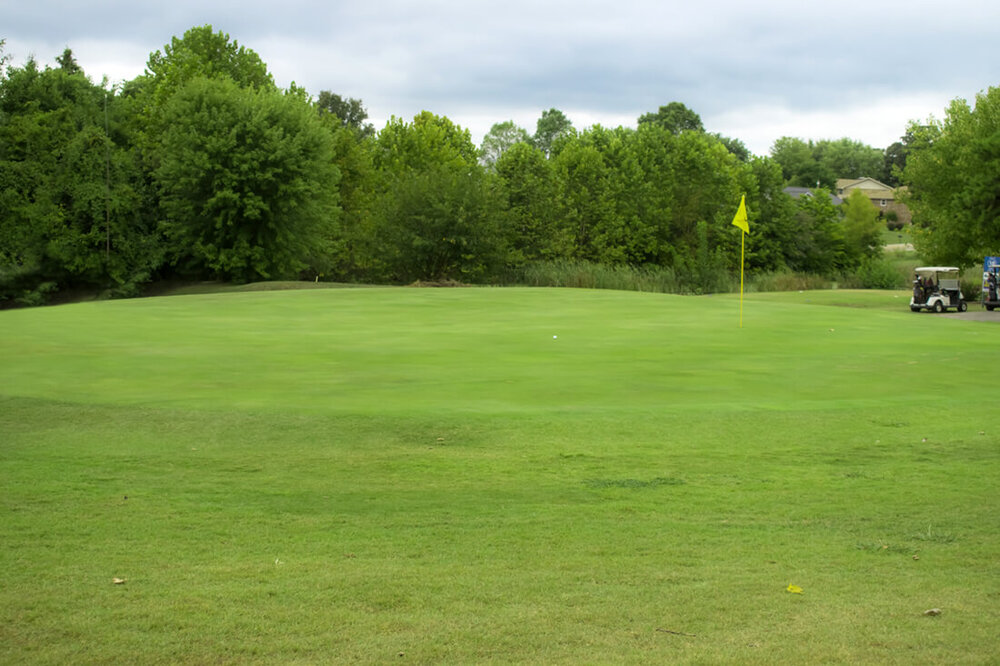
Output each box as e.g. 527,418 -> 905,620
910,266 -> 967,313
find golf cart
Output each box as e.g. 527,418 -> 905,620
982,256 -> 1000,311
910,266 -> 967,313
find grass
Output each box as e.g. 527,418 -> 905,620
1,287 -> 998,663
880,225 -> 913,247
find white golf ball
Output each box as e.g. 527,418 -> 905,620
553,335 -> 558,339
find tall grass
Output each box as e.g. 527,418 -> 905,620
747,271 -> 832,292
506,259 -> 736,294
506,256 -> 922,297
508,259 -> 683,292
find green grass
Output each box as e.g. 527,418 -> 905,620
2,287 -> 998,664
880,225 -> 913,247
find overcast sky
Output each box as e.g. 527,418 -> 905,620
4,0 -> 999,155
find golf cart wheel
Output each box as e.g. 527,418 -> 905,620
959,301 -> 967,312
933,301 -> 944,313
988,304 -> 996,312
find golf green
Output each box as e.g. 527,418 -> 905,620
1,287 -> 997,663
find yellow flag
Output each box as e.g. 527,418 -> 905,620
731,195 -> 749,234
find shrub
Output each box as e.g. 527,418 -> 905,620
961,278 -> 982,302
847,256 -> 907,289
510,260 -> 684,293
749,271 -> 830,292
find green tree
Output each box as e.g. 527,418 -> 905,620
316,90 -> 374,137
138,25 -> 277,180
637,102 -> 704,134
742,157 -> 798,272
372,111 -> 506,281
144,25 -> 274,108
772,136 -> 883,187
787,188 -> 845,273
901,87 -> 1000,266
0,54 -> 158,302
881,140 -> 906,186
375,111 -> 478,173
714,134 -> 752,162
378,165 -> 507,282
666,131 -> 745,279
551,139 -> 612,262
154,77 -> 340,282
480,120 -> 531,170
324,124 -> 378,280
55,48 -> 82,75
770,136 -> 834,187
841,188 -> 882,267
816,138 -> 883,181
494,142 -> 565,261
532,108 -> 574,157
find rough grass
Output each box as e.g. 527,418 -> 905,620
1,287 -> 998,664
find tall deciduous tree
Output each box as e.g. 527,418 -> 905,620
375,111 -> 478,172
480,120 -> 531,170
494,142 -> 565,261
144,25 -> 274,107
902,86 -> 1000,266
0,53 -> 157,303
841,188 -> 883,267
638,102 -> 704,134
373,112 -> 505,281
139,25 -> 276,177
881,140 -> 907,186
815,138 -> 883,181
787,188 -> 845,273
154,77 -> 340,282
770,137 -> 834,188
771,136 -> 883,188
316,90 -> 374,137
378,165 -> 506,282
532,108 -> 574,157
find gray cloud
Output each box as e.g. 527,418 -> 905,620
4,0 -> 999,153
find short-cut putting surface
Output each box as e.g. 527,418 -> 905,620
2,287 -> 997,663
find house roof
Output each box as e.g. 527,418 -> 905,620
783,187 -> 843,205
836,177 -> 896,199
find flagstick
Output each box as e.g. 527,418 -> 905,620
739,230 -> 745,328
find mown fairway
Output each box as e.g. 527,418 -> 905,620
1,287 -> 998,664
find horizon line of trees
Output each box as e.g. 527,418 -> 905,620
1,27 -> 997,306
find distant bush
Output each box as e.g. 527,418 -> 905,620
512,260 -> 685,293
961,278 -> 982,302
749,271 -> 831,292
886,217 -> 904,231
844,256 -> 906,289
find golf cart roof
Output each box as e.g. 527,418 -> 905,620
914,266 -> 960,274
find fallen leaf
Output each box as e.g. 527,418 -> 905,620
923,608 -> 941,616
786,584 -> 803,594
112,577 -> 126,585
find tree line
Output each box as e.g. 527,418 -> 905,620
1,27 -> 996,306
